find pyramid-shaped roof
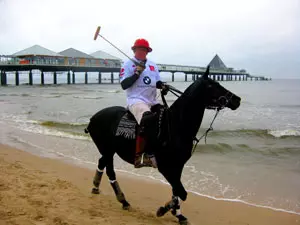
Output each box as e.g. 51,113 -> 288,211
13,45 -> 63,57
59,48 -> 94,59
208,54 -> 227,69
90,50 -> 122,61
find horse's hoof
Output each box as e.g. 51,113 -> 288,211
122,203 -> 131,210
179,220 -> 189,225
91,188 -> 100,194
156,206 -> 168,217
178,215 -> 189,225
171,208 -> 176,216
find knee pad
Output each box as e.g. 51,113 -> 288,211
141,111 -> 155,126
140,111 -> 156,134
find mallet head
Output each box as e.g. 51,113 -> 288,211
94,26 -> 101,40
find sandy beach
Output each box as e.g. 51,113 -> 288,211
0,143 -> 299,225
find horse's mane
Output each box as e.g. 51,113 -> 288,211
167,77 -> 207,142
170,77 -> 207,110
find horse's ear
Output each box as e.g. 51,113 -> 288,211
202,66 -> 210,79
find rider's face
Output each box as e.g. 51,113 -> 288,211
134,48 -> 148,60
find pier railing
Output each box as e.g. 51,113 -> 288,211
0,55 -> 269,85
1,56 -> 248,75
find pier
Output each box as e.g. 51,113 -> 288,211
0,45 -> 270,86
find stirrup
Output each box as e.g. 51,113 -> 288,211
134,153 -> 157,168
142,153 -> 158,168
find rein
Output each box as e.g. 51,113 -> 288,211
160,84 -> 233,154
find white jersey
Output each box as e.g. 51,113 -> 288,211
120,57 -> 161,107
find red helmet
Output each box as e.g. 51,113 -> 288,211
131,38 -> 152,52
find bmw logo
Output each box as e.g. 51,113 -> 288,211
143,76 -> 151,85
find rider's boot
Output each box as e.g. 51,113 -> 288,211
134,113 -> 157,168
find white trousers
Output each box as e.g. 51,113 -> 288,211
128,102 -> 151,125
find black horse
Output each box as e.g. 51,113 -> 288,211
85,67 -> 241,225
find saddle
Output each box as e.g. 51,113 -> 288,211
115,104 -> 165,140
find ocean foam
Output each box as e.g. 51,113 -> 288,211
268,129 -> 300,138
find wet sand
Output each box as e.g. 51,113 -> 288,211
0,143 -> 299,225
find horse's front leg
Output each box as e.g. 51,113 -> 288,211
156,195 -> 188,225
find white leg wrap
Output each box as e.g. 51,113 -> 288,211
109,180 -> 116,183
97,168 -> 104,173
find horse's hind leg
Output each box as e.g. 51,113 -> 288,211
106,157 -> 131,210
91,156 -> 106,194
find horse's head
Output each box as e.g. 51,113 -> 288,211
186,66 -> 241,111
202,67 -> 241,110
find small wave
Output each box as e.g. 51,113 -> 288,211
18,123 -> 90,141
41,94 -> 61,98
193,142 -> 300,156
279,104 -> 300,108
97,89 -> 121,93
268,129 -> 300,138
40,120 -> 87,128
73,95 -> 103,99
207,128 -> 300,139
194,143 -> 248,154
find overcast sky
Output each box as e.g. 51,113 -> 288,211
0,0 -> 299,78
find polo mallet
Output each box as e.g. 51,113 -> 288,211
94,26 -> 142,67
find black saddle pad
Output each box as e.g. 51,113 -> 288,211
115,111 -> 137,139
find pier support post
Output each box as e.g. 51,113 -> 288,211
185,73 -> 187,82
171,72 -> 174,82
235,76 -> 237,81
1,71 -> 7,86
67,71 -> 71,84
98,72 -> 102,84
85,72 -> 88,84
72,71 -> 75,84
239,76 -> 241,81
41,71 -> 44,85
213,75 -> 215,80
192,74 -> 195,81
111,72 -> 114,84
221,75 -> 224,81
53,71 -> 57,84
29,70 -> 33,85
15,71 -> 19,86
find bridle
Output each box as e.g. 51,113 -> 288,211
160,84 -> 233,154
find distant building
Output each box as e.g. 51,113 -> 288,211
208,54 -> 227,70
12,45 -> 64,65
208,54 -> 247,73
8,45 -> 122,68
90,50 -> 122,67
59,48 -> 95,66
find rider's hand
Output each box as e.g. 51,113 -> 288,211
161,84 -> 169,95
136,65 -> 145,75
